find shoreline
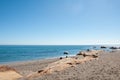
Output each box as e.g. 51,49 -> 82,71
0,54 -> 77,65
0,49 -> 120,80
0,57 -> 59,65
0,45 -> 101,65
0,45 -> 118,65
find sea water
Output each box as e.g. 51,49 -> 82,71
0,45 -> 101,64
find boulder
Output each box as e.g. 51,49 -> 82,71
101,46 -> 106,48
59,57 -> 63,59
64,51 -> 69,54
110,47 -> 118,49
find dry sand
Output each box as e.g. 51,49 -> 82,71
0,71 -> 22,80
1,50 -> 120,80
0,66 -> 22,80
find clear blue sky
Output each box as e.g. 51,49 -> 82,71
0,0 -> 120,45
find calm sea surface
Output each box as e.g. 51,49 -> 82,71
0,45 -> 101,64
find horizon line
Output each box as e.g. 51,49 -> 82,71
0,44 -> 119,46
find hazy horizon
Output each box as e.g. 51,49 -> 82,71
0,0 -> 120,45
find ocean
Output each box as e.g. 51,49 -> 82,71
0,45 -> 101,64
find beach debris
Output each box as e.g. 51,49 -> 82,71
67,63 -> 73,65
59,57 -> 63,59
101,46 -> 107,48
38,70 -> 44,73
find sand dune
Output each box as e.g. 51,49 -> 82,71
27,57 -> 94,79
0,66 -> 22,80
26,50 -> 102,79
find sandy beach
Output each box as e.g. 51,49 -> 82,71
1,0 -> 120,79
0,50 -> 120,80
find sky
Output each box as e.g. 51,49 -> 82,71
0,0 -> 120,45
